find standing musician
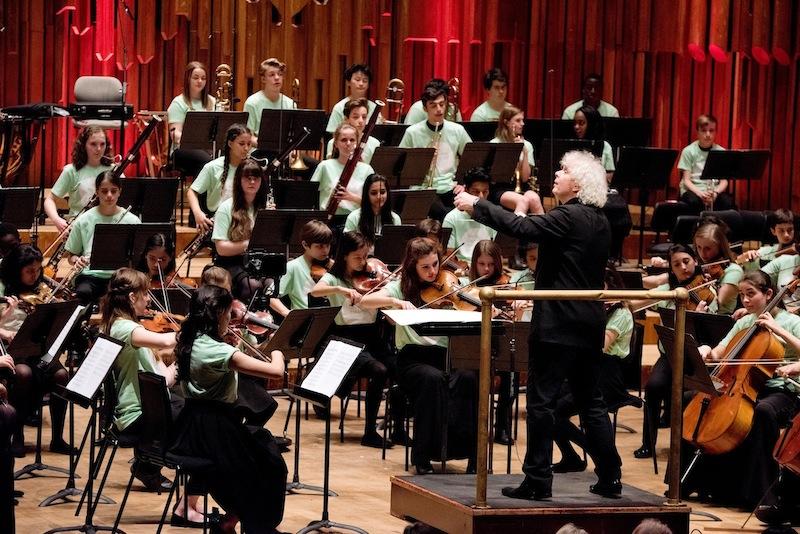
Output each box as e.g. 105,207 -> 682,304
243,58 -> 295,146
325,98 -> 381,164
101,268 -> 178,492
170,285 -> 288,534
399,83 -> 472,221
360,237 -> 478,474
44,126 -> 114,232
274,220 -> 333,316
469,68 -> 511,122
686,271 -> 800,508
308,231 -> 391,448
64,172 -> 141,305
562,73 -> 620,120
167,61 -> 216,147
491,106 -> 544,215
343,173 -> 401,249
311,123 -> 374,218
0,245 -> 71,457
326,64 -> 380,133
187,123 -> 251,233
404,78 -> 463,125
454,150 -> 622,499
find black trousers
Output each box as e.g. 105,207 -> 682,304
523,341 -> 621,488
680,190 -> 736,214
641,354 -> 671,450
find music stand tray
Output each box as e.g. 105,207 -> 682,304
371,124 -> 409,147
371,147 -> 435,189
654,324 -> 717,396
373,225 -> 418,266
118,177 -> 179,222
273,180 -> 319,210
90,223 -> 174,271
455,142 -> 521,184
8,300 -> 83,363
391,189 -> 437,224
257,109 -> 326,153
261,306 -> 340,360
700,149 -> 771,181
458,121 -> 498,143
181,111 -> 249,155
0,186 -> 39,230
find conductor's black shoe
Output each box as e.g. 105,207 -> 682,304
493,428 -> 514,445
552,456 -> 587,473
633,446 -> 652,459
49,439 -> 78,456
415,460 -> 434,475
589,479 -> 622,498
361,432 -> 392,449
13,490 -> 23,498
501,478 -> 552,501
391,430 -> 412,446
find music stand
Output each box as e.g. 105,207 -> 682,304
273,180 -> 320,210
371,124 -> 409,146
454,142 -> 521,184
180,111 -> 249,157
612,147 -> 679,265
261,307 -> 340,496
250,209 -> 327,256
370,147 -> 435,189
0,186 -> 39,230
117,177 -> 179,222
391,190 -> 438,225
151,287 -> 193,317
257,109 -> 326,153
458,121 -> 497,142
602,118 -> 652,148
89,223 -> 174,271
700,150 -> 770,209
536,139 -> 603,197
43,334 -> 125,534
373,225 -> 418,266
293,337 -> 368,534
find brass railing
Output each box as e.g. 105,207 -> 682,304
474,287 -> 689,508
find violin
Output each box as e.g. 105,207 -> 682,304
419,270 -> 482,311
140,310 -> 184,333
352,257 -> 392,294
311,258 -> 333,282
230,300 -> 279,336
700,259 -> 730,280
681,273 -> 717,311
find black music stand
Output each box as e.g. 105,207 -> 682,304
43,334 -> 125,534
257,109 -> 326,153
0,186 -> 39,230
273,180 -> 320,210
89,223 -> 174,271
373,225 -> 418,266
151,287 -> 193,317
371,124 -> 409,146
454,142 -> 522,184
391,190 -> 438,225
523,119 -> 574,149
370,147 -> 435,189
292,336 -> 368,534
700,150 -> 770,209
536,139 -> 604,197
250,209 -> 327,257
602,118 -> 652,148
458,121 -> 498,142
117,177 -> 179,222
11,300 -> 83,480
612,147 -> 679,265
261,306 -> 340,496
181,111 -> 249,157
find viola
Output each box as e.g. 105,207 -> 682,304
230,300 -> 279,336
352,257 -> 392,294
311,258 -> 333,282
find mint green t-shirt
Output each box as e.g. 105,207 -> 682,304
343,208 -> 401,235
64,206 -> 141,279
243,91 -> 295,134
325,97 -> 380,133
110,318 -> 158,430
279,256 -> 315,310
189,156 -> 238,213
310,159 -> 374,215
606,307 -> 634,358
677,141 -> 725,195
383,279 -> 447,350
601,140 -> 615,172
167,94 -> 215,125
469,101 -> 509,122
762,255 -> 800,307
403,100 -> 462,125
742,243 -> 780,272
211,198 -> 255,243
51,163 -> 113,216
319,272 -> 377,326
399,120 -> 472,194
708,263 -> 744,315
561,99 -> 620,120
182,334 -> 238,403
442,208 -> 497,262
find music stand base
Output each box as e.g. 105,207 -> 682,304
286,481 -> 337,497
40,487 -> 115,507
763,527 -> 797,534
14,462 -> 71,479
691,510 -> 722,522
43,524 -> 123,534
297,519 -> 368,534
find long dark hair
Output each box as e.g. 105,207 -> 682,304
666,244 -> 702,287
0,244 -> 43,295
229,159 -> 267,242
221,123 -> 249,188
357,174 -> 394,242
329,231 -> 369,281
135,233 -> 176,278
469,240 -> 503,285
400,237 -> 440,303
575,105 -> 605,141
72,126 -> 113,170
176,285 -> 233,382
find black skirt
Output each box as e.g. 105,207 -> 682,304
170,398 -> 287,533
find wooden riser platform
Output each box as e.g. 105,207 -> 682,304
391,473 -> 691,534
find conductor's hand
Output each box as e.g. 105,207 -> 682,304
454,192 -> 478,216
195,212 -> 213,233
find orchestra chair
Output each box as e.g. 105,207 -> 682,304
72,76 -> 127,130
647,200 -> 693,257
113,372 -> 212,534
699,209 -> 743,242
738,210 -> 769,243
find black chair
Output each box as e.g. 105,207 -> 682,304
647,201 -> 693,256
671,215 -> 700,245
112,372 -> 213,534
700,209 -> 743,242
738,210 -> 769,243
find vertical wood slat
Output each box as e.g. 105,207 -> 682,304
136,0 -> 156,64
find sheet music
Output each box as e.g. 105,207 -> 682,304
44,305 -> 86,363
66,337 -> 122,401
300,339 -> 363,398
382,309 -> 483,326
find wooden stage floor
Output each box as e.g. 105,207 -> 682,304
13,391 -> 776,533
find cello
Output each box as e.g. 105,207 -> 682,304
683,279 -> 800,455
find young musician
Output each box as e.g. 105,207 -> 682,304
309,231 -> 391,448
553,267 -> 634,472
562,73 -> 620,120
325,98 -> 381,164
403,78 -> 463,125
170,284 -> 287,533
311,123 -> 374,217
275,220 -> 333,315
343,173 -> 401,247
738,209 -> 795,270
360,237 -> 478,473
326,64 -> 380,133
0,223 -> 20,262
469,68 -> 511,122
101,268 -> 177,491
187,123 -> 251,232
44,126 -> 113,232
491,106 -> 544,215
678,114 -> 734,213
761,235 -> 800,310
442,168 -> 497,263
243,58 -> 294,145
136,233 -> 197,292
573,105 -> 615,182
511,241 -> 538,321
687,271 -> 800,508
399,84 -> 472,220
167,61 -> 216,147
0,245 -> 71,457
454,150 -> 622,499
64,172 -> 141,305
211,159 -> 268,303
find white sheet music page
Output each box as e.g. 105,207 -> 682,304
300,339 -> 363,398
382,309 -> 483,325
66,337 -> 122,401
45,305 -> 86,362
